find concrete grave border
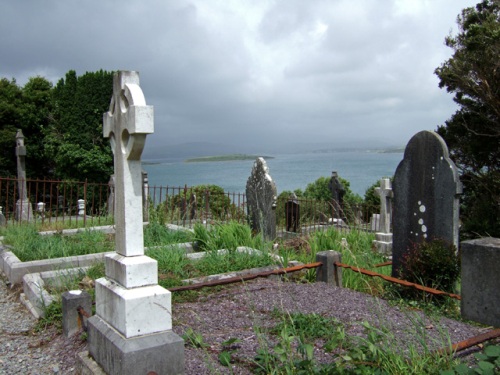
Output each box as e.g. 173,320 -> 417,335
19,246 -> 292,318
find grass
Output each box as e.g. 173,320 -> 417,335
1,221 -> 194,262
3,225 -> 114,262
20,220 -> 482,374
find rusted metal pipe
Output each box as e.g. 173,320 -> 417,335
374,261 -> 392,268
169,262 -> 322,292
334,262 -> 461,300
434,328 -> 500,356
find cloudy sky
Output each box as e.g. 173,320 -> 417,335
1,0 -> 478,154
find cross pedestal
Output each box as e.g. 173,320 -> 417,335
86,71 -> 184,375
372,178 -> 393,255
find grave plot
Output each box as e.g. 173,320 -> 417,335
17,221 -> 293,319
0,222 -> 194,285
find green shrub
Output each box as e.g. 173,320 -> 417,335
399,238 -> 460,293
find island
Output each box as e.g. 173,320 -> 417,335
185,154 -> 274,163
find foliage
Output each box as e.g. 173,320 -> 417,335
399,238 -> 460,295
0,77 -> 53,178
442,345 -> 500,375
2,225 -> 113,262
435,0 -> 500,237
45,70 -> 114,183
193,221 -> 267,252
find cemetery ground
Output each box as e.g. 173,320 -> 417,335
1,221 -> 497,374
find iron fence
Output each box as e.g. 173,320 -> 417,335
0,177 -> 386,235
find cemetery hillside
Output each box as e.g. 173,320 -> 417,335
0,2 -> 499,375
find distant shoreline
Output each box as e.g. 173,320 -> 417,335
185,154 -> 274,163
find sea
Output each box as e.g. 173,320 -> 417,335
142,150 -> 403,198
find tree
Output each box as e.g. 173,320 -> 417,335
0,78 -> 23,177
21,76 -> 54,177
435,0 -> 500,237
46,70 -> 114,183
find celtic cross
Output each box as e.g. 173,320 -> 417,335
103,71 -> 153,256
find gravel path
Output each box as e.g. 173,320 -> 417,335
0,273 -> 488,374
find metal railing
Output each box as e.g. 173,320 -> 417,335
0,177 -> 385,235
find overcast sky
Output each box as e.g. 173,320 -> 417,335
1,0 -> 478,154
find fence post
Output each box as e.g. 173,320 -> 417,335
316,250 -> 342,287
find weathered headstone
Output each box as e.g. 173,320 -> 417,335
285,193 -> 300,232
392,131 -> 462,277
14,129 -> 33,222
246,157 -> 277,240
372,178 -> 393,255
107,174 -> 115,216
86,71 -> 184,375
328,171 -> 345,219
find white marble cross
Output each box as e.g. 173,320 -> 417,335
103,71 -> 153,257
375,178 -> 393,234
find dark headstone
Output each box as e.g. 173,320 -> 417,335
15,129 -> 33,222
246,157 -> 277,240
328,171 -> 345,219
285,194 -> 300,232
392,131 -> 462,277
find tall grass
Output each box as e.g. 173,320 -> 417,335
286,227 -> 391,294
2,225 -> 113,262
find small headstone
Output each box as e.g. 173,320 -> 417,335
328,171 -> 345,219
37,202 -> 46,219
285,193 -> 300,233
77,199 -> 85,216
372,178 -> 393,255
246,157 -> 277,240
14,129 -> 33,222
392,131 -> 462,277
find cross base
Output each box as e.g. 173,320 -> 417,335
15,199 -> 33,222
372,233 -> 393,255
86,316 -> 184,375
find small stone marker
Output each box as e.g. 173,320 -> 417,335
285,193 -> 300,233
86,71 -> 184,375
62,290 -> 92,338
372,178 -> 393,255
14,129 -> 33,222
392,131 -> 462,277
460,237 -> 500,327
246,157 -> 277,240
328,171 -> 345,219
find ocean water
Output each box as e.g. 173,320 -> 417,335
142,151 -> 403,197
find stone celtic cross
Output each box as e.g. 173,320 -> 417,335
103,71 -> 153,256
375,178 -> 393,234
